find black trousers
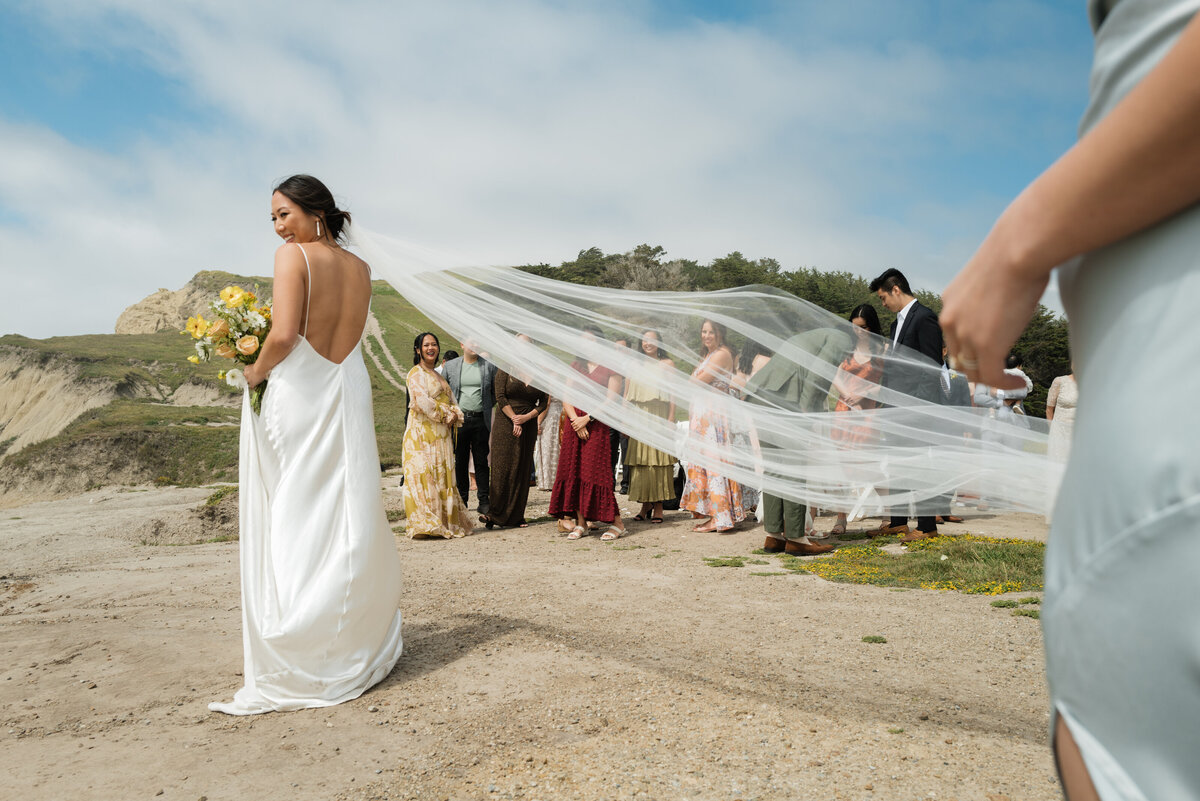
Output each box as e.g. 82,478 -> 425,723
455,412 -> 490,509
611,429 -> 629,489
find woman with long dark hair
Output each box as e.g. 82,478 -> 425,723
482,335 -> 548,528
403,331 -> 473,539
680,319 -> 745,532
210,175 -> 403,715
829,303 -> 884,534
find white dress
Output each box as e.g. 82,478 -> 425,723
1046,0 -> 1200,797
1045,374 -> 1077,464
210,246 -> 404,716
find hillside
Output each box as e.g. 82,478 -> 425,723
0,272 -> 454,508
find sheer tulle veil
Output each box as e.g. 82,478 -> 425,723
350,224 -> 1060,518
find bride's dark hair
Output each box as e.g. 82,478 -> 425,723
413,332 -> 440,366
273,174 -> 352,243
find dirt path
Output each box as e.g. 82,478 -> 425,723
0,486 -> 1057,800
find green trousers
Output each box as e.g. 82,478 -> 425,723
762,493 -> 807,540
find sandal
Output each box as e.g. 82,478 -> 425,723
600,525 -> 625,542
557,518 -> 574,534
830,521 -> 846,536
692,523 -> 717,533
566,525 -> 586,540
650,517 -> 664,524
632,514 -> 648,522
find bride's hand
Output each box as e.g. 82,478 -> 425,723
940,239 -> 1048,390
244,363 -> 263,388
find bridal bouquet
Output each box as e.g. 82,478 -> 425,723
184,285 -> 272,414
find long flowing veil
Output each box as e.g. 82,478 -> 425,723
351,225 -> 1060,517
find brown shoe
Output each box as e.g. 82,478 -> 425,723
943,515 -> 965,523
785,540 -> 835,556
900,529 -> 937,543
868,523 -> 911,538
762,536 -> 787,553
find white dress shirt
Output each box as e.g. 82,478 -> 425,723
892,298 -> 918,344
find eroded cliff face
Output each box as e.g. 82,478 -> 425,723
0,350 -> 116,457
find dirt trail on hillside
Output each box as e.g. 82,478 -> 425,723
0,485 -> 1058,801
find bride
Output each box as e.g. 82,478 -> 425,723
209,175 -> 404,715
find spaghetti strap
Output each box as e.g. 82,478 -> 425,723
294,243 -> 312,338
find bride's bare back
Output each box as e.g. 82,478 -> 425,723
272,242 -> 372,366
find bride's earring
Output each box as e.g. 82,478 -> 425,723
316,219 -> 322,239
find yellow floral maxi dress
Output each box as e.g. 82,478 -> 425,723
403,366 -> 473,539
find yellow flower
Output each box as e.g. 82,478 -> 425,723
236,335 -> 260,356
187,355 -> 201,364
220,286 -> 246,308
185,314 -> 209,339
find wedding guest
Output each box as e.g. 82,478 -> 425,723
1045,367 -> 1078,464
743,325 -> 851,555
442,341 -> 497,514
482,337 -> 548,529
549,326 -> 627,541
731,340 -> 771,520
830,304 -> 884,535
535,395 -> 564,490
680,319 -> 745,533
624,329 -> 677,524
610,336 -> 632,494
436,349 -> 459,375
403,333 -> 473,539
870,268 -> 945,541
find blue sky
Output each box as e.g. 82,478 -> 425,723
0,0 -> 1095,338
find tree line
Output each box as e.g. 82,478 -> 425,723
520,245 -> 1070,417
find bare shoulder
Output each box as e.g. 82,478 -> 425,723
273,242 -> 307,277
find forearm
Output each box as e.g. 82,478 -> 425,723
990,15 -> 1200,280
251,331 -> 297,378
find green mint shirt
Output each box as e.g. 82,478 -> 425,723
459,359 -> 483,412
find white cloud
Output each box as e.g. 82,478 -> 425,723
0,0 -> 1077,337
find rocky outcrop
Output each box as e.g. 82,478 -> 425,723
114,284 -> 215,335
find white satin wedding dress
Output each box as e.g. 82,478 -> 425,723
210,244 -> 403,716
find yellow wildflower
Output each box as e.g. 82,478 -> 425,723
185,315 -> 209,339
220,286 -> 246,308
187,355 -> 200,364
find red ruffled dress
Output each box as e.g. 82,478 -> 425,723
548,364 -> 620,523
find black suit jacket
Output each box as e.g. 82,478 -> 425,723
883,301 -> 943,404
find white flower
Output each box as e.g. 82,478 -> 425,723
246,311 -> 266,329
194,340 -> 210,360
940,554 -> 949,561
224,368 -> 247,390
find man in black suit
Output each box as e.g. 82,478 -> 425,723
869,268 -> 944,540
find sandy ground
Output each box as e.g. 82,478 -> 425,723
0,482 -> 1057,801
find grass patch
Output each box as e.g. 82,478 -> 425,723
749,571 -> 789,577
652,553 -> 665,558
887,727 -> 905,734
862,635 -> 887,644
1012,608 -> 1041,619
204,485 -> 238,506
747,558 -> 769,565
1019,596 -> 1041,605
386,508 -> 406,522
703,556 -> 746,568
612,544 -> 645,551
991,599 -> 1019,608
776,534 -> 1043,595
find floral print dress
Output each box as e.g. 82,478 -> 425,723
403,365 -> 473,539
680,355 -> 745,530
